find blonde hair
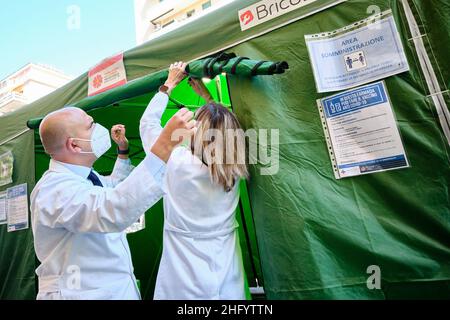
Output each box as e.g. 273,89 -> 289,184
191,103 -> 249,192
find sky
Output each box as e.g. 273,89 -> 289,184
0,0 -> 136,80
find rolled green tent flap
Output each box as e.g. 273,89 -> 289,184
26,53 -> 289,130
186,52 -> 289,78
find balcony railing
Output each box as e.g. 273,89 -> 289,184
145,0 -> 199,23
0,92 -> 28,107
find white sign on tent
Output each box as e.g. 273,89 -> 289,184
317,81 -> 409,179
6,183 -> 29,232
238,0 -> 346,31
305,10 -> 410,93
88,52 -> 127,97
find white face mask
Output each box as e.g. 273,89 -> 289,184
72,123 -> 111,158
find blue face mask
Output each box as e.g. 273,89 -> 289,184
72,123 -> 111,158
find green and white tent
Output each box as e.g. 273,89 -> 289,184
1,0 -> 449,299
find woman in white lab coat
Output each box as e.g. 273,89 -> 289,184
140,62 -> 249,300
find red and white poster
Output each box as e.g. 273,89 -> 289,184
88,52 -> 127,96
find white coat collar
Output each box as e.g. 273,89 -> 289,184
49,159 -> 91,179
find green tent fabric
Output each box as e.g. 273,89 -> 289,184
1,0 -> 449,299
26,55 -> 289,129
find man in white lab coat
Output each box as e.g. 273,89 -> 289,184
31,67 -> 193,300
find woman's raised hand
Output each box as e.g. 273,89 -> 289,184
188,77 -> 214,103
164,61 -> 188,94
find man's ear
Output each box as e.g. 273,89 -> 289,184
67,137 -> 82,153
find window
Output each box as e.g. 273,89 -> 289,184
202,1 -> 211,10
162,20 -> 174,28
187,9 -> 195,18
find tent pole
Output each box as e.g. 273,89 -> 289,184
401,0 -> 450,147
0,128 -> 31,147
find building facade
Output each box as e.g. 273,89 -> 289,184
0,64 -> 72,116
134,0 -> 233,44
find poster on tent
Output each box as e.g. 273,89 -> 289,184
238,0 -> 346,31
317,81 -> 409,179
305,10 -> 410,93
7,183 -> 29,232
0,191 -> 7,225
0,151 -> 14,187
88,52 -> 127,97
